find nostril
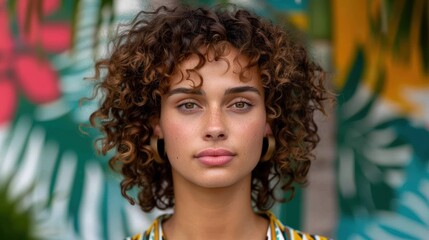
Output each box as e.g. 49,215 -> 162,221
205,133 -> 226,140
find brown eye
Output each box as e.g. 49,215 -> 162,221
229,100 -> 253,112
177,101 -> 200,112
184,102 -> 195,109
235,102 -> 246,108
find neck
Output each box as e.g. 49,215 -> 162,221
163,174 -> 268,240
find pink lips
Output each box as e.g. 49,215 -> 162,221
195,149 -> 236,166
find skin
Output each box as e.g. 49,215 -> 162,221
154,47 -> 271,240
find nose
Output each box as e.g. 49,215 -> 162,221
203,107 -> 227,141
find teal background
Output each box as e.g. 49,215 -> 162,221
1,0 -> 428,239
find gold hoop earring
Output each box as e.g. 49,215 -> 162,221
261,136 -> 275,161
150,136 -> 165,164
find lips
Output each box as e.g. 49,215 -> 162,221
195,149 -> 236,166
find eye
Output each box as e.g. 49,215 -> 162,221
183,102 -> 197,109
234,102 -> 247,108
177,101 -> 201,112
229,99 -> 253,112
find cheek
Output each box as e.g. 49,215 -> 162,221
161,118 -> 196,153
237,118 -> 266,149
240,117 -> 266,136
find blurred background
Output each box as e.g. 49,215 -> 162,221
0,0 -> 428,239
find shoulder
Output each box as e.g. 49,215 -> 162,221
265,211 -> 333,240
127,212 -> 333,240
281,227 -> 332,240
125,233 -> 142,240
125,214 -> 171,240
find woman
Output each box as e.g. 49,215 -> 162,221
89,4 -> 331,240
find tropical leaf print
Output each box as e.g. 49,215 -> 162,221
336,47 -> 429,239
0,0 -> 162,239
336,47 -> 410,216
0,124 -> 37,240
367,0 -> 429,74
340,149 -> 429,239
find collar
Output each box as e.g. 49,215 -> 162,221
142,211 -> 284,240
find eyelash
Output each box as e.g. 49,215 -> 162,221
177,101 -> 201,112
229,99 -> 253,111
176,98 -> 254,113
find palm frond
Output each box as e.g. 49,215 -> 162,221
336,47 -> 412,216
337,48 -> 365,106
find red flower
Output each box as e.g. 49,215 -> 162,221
0,0 -> 70,124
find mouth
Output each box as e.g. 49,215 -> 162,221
195,149 -> 236,166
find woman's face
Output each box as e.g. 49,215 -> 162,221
154,47 -> 270,189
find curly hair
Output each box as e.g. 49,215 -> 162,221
89,4 -> 328,212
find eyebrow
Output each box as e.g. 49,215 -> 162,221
167,86 -> 261,96
167,88 -> 203,96
224,86 -> 261,96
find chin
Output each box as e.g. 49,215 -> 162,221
197,180 -> 235,189
191,173 -> 250,189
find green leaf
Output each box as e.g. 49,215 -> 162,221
337,48 -> 365,106
345,69 -> 385,124
69,160 -> 85,233
93,0 -> 115,59
0,189 -> 36,240
70,0 -> 82,53
0,162 -> 37,240
392,0 -> 413,60
419,0 -> 429,74
6,0 -> 17,22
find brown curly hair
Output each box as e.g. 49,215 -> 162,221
89,4 -> 327,212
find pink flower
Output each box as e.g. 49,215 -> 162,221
0,0 -> 70,124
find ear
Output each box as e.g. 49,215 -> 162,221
154,124 -> 164,138
150,117 -> 164,139
264,122 -> 273,136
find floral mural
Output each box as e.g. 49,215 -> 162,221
333,0 -> 429,239
1,0 -> 428,239
0,0 -> 68,124
0,0 -> 150,239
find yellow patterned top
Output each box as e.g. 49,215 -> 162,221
126,211 -> 332,240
